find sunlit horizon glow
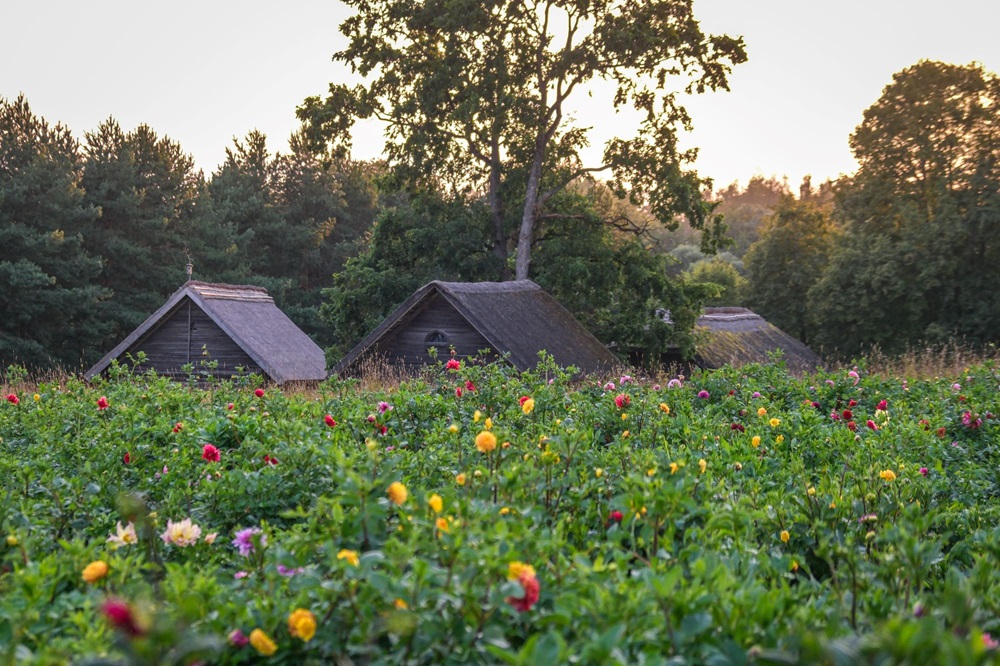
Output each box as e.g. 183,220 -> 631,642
3,0 -> 999,192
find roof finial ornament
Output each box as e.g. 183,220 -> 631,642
185,254 -> 194,282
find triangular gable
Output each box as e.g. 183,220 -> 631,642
85,285 -> 197,381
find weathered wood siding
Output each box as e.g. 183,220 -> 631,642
125,300 -> 262,378
372,294 -> 497,369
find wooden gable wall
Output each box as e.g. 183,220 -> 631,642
371,293 -> 497,368
124,299 -> 262,379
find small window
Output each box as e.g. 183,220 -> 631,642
425,330 -> 450,345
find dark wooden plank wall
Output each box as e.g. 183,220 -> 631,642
373,294 -> 497,368
126,300 -> 262,379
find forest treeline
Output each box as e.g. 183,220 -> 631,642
2,60 -> 999,372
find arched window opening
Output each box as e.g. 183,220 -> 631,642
425,330 -> 450,346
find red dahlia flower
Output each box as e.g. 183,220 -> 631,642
101,599 -> 145,636
202,444 -> 221,462
507,572 -> 540,613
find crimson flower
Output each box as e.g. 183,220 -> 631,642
866,420 -> 878,430
123,452 -> 131,464
97,396 -> 109,410
254,388 -> 265,398
614,393 -> 630,409
263,455 -> 278,466
101,598 -> 145,636
518,396 -> 531,406
609,510 -> 623,524
324,414 -> 337,427
465,380 -> 476,392
5,393 -> 18,405
455,387 -> 463,398
446,358 -> 461,370
847,421 -> 857,432
730,423 -> 745,433
202,444 -> 221,462
848,399 -> 857,407
842,410 -> 853,420
506,572 -> 541,613
172,422 -> 183,433
227,402 -> 234,410
876,400 -> 888,411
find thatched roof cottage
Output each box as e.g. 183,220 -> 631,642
85,281 -> 327,384
334,280 -> 619,376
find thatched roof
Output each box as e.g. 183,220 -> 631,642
695,307 -> 822,374
85,281 -> 327,384
334,280 -> 619,375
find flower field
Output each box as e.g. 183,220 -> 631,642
2,357 -> 1000,665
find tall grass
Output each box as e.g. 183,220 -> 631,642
850,341 -> 1000,380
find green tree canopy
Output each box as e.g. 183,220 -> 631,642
684,257 -> 746,307
81,120 -> 206,345
208,130 -> 382,344
811,61 -> 1000,356
298,0 -> 746,280
744,196 -> 838,345
0,96 -> 110,369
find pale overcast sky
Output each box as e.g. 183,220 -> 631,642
4,0 -> 999,190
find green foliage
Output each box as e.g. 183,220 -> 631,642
0,96 -> 111,370
744,196 -> 838,345
3,361 -> 1000,663
683,257 -> 747,306
80,120 -> 208,350
208,131 -> 382,346
299,0 -> 747,279
808,61 -> 1000,358
709,175 -> 789,256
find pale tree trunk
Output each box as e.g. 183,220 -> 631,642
488,138 -> 510,279
515,141 -> 546,280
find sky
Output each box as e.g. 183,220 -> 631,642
4,0 -> 1000,191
